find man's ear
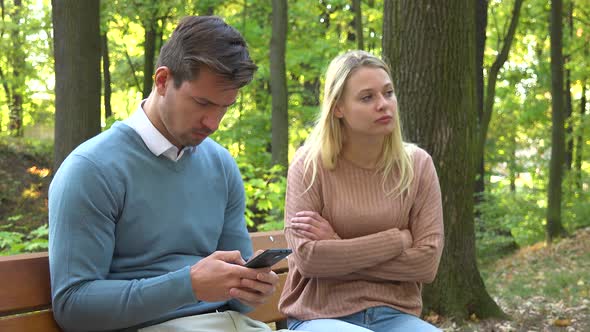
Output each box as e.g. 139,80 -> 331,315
153,67 -> 171,95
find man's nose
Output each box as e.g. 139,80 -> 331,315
201,111 -> 222,132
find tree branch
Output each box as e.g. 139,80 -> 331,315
481,0 -> 525,148
124,50 -> 142,93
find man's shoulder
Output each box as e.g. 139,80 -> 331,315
59,123 -> 141,174
72,123 -> 138,159
198,138 -> 235,164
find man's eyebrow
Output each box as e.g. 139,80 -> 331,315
194,97 -> 237,108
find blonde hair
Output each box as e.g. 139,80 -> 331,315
303,50 -> 415,197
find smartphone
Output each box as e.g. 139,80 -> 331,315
245,248 -> 292,268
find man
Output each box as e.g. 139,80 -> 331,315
49,16 -> 287,332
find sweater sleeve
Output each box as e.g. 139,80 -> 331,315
347,153 -> 444,283
215,153 -> 255,313
284,150 -> 413,278
49,155 -> 196,332
216,153 -> 253,257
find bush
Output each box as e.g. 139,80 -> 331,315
239,162 -> 286,231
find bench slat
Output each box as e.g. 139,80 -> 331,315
0,310 -> 61,332
0,252 -> 52,315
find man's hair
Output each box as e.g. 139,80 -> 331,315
157,16 -> 258,88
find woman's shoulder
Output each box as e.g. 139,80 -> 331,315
405,144 -> 435,173
407,144 -> 432,162
405,145 -> 438,185
291,145 -> 316,168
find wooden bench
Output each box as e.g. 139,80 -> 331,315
0,230 -> 289,331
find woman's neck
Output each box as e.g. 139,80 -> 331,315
341,135 -> 384,169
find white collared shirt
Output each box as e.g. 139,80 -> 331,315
123,102 -> 195,161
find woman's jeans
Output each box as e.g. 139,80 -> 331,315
288,306 -> 440,332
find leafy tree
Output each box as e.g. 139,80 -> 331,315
476,0 -> 524,197
0,0 -> 50,136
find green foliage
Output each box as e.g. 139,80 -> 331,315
0,0 -> 54,133
0,135 -> 52,165
0,136 -> 52,255
476,190 -> 545,263
0,224 -> 48,256
240,162 -> 286,231
103,115 -> 122,130
476,173 -> 590,268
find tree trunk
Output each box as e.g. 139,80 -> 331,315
509,135 -> 516,192
101,32 -> 112,120
574,82 -> 586,190
143,19 -> 157,99
0,66 -> 8,132
52,0 -> 101,170
0,2 -> 6,132
474,0 -> 488,201
564,68 -> 573,170
546,0 -> 568,244
564,1 -> 574,170
383,0 -> 506,320
270,0 -> 288,172
9,0 -> 23,137
352,0 -> 364,50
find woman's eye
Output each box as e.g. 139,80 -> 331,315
361,95 -> 372,102
385,90 -> 394,98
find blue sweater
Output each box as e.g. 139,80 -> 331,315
48,122 -> 253,332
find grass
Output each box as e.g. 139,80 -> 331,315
438,227 -> 590,331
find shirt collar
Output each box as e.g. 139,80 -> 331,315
123,102 -> 195,161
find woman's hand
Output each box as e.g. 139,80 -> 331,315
289,211 -> 340,241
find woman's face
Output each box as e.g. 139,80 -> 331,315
334,66 -> 397,141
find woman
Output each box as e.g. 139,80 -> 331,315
278,50 -> 444,332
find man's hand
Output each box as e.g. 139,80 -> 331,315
229,268 -> 278,307
189,250 -> 279,308
289,211 -> 340,241
190,251 -> 252,302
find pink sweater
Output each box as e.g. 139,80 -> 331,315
278,146 -> 444,319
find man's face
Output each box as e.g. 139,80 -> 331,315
154,67 -> 239,148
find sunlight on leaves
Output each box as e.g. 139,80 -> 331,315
26,165 -> 50,178
22,184 -> 41,199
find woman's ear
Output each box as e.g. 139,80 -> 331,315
333,105 -> 344,119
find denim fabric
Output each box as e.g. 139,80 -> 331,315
288,306 -> 440,332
